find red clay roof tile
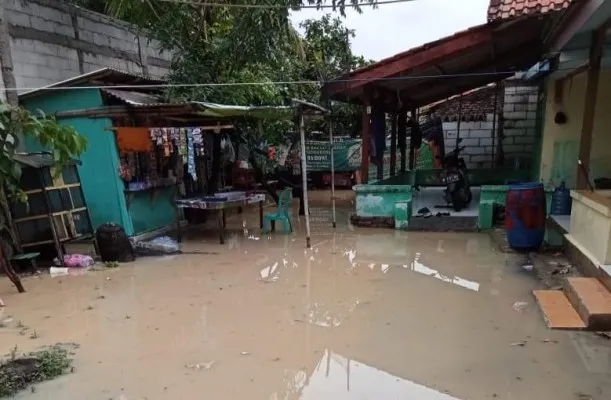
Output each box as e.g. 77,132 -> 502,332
488,0 -> 574,21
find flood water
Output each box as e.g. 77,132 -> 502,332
1,202 -> 611,399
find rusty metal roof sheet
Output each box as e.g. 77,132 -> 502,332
488,0 -> 574,21
19,68 -> 165,100
101,88 -> 168,106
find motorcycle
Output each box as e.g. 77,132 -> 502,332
440,139 -> 472,211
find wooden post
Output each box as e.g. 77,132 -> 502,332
455,95 -> 463,153
408,108 -> 417,170
376,111 -> 384,182
361,104 -> 371,184
576,27 -> 605,189
398,110 -> 407,173
390,112 -> 397,176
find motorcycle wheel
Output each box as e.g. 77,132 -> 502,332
452,187 -> 467,212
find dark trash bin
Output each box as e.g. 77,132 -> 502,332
96,223 -> 134,262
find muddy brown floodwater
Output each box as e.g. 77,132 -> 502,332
1,204 -> 611,400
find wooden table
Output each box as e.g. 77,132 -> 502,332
175,194 -> 266,244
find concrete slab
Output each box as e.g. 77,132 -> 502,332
411,186 -> 480,217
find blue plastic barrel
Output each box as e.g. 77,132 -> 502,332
550,182 -> 572,215
505,182 -> 546,250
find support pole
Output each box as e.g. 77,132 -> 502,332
299,114 -> 312,248
329,121 -> 336,228
408,108 -> 417,171
390,112 -> 397,176
398,110 -> 407,173
376,110 -> 384,182
576,27 -> 605,189
360,104 -> 371,184
491,83 -> 499,168
456,94 -> 463,153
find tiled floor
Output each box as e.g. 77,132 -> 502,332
412,186 -> 481,217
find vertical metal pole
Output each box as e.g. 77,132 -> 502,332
329,121 -> 336,229
491,83 -> 499,168
299,114 -> 312,248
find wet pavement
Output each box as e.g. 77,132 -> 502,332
1,201 -> 611,399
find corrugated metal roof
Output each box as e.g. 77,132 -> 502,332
19,68 -> 166,100
488,0 -> 574,21
13,152 -> 81,168
101,88 -> 167,106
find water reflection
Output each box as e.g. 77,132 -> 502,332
410,253 -> 480,292
272,350 -> 463,399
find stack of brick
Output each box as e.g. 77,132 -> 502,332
427,81 -> 539,169
501,83 -> 539,166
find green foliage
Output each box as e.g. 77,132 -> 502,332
0,346 -> 72,397
104,261 -> 119,268
0,104 -> 88,247
70,0 -> 373,142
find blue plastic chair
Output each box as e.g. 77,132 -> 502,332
263,188 -> 293,234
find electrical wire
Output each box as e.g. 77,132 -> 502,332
4,69 -> 555,93
140,0 -> 416,10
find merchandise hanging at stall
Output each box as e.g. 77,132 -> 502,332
116,125 -> 234,199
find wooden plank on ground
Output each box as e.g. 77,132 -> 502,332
533,290 -> 586,330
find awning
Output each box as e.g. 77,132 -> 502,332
322,16 -> 556,109
101,89 -> 326,119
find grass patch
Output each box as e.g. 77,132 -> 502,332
0,346 -> 73,397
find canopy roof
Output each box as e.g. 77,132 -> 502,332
101,88 -> 327,119
322,15 -> 558,110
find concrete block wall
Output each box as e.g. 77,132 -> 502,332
1,0 -> 172,98
436,82 -> 539,169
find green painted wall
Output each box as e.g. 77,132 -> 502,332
128,187 -> 176,236
354,184 -> 413,218
21,89 -> 134,235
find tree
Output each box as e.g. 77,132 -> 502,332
0,104 -> 88,292
67,0 -> 372,200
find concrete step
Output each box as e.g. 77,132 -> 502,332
564,277 -> 611,331
533,290 -> 586,330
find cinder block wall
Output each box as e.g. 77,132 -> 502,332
430,81 -> 539,169
1,0 -> 172,98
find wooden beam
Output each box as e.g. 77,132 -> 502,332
398,110 -> 407,173
390,112 -> 397,176
325,25 -> 493,97
361,103 -> 372,184
576,26 -> 606,189
408,108 -> 417,171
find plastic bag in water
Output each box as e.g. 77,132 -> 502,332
135,236 -> 181,255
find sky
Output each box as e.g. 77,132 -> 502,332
291,0 -> 491,61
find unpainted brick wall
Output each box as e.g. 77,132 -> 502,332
429,81 -> 539,169
0,0 -> 172,98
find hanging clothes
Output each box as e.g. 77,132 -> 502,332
187,128 -> 197,180
116,128 -> 152,152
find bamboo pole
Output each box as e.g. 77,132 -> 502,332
299,114 -> 311,248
